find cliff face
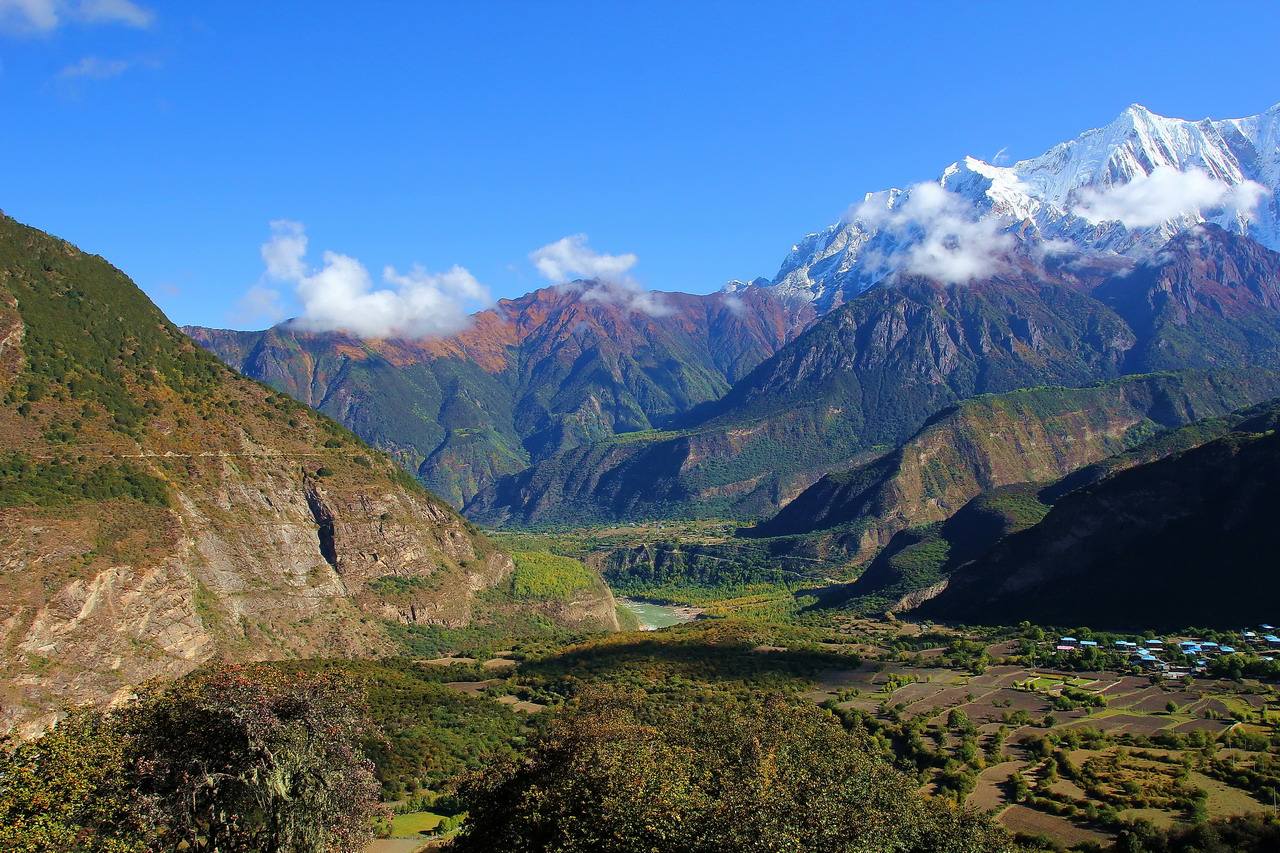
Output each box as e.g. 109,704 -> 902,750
0,213 -> 528,733
542,577 -> 622,633
2,456 -> 515,735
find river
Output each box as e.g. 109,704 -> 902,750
618,597 -> 703,630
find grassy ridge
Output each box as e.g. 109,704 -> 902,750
0,215 -> 224,436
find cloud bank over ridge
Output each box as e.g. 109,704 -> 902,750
236,220 -> 491,339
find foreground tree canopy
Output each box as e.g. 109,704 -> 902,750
0,667 -> 380,853
450,689 -> 1018,853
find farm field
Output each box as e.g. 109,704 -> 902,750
401,603 -> 1280,850
389,812 -> 444,837
792,621 -> 1280,849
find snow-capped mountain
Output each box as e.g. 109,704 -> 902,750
737,103 -> 1280,310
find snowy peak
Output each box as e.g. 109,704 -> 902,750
1015,103 -> 1252,197
748,103 -> 1280,310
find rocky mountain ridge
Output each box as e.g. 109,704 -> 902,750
187,285 -> 814,506
469,227 -> 1280,526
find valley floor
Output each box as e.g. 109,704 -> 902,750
360,565 -> 1280,852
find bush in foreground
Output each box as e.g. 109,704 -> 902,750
449,689 -> 1018,853
0,667 -> 380,852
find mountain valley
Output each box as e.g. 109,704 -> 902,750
8,91 -> 1280,853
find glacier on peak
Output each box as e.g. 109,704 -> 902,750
744,103 -> 1280,311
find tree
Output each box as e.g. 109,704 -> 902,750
449,689 -> 1018,853
948,708 -> 974,734
0,666 -> 381,852
0,709 -> 152,852
1113,813 -> 1280,851
124,668 -> 382,852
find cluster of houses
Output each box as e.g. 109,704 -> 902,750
1048,626 -> 1280,678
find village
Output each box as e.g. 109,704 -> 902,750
1045,625 -> 1280,678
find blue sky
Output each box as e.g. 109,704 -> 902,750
2,1 -> 1279,330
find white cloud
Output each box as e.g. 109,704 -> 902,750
0,0 -> 56,31
57,55 -> 128,79
623,288 -> 673,317
1072,166 -> 1269,228
231,285 -> 287,328
530,233 -> 637,283
247,220 -> 491,339
0,0 -> 153,33
1037,238 -> 1078,257
846,182 -> 1013,283
721,294 -> 746,316
76,0 -> 151,27
576,280 -> 673,317
529,233 -> 669,315
261,219 -> 308,280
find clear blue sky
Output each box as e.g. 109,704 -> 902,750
2,1 -> 1278,329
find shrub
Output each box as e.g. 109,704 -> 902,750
0,452 -> 168,508
0,667 -> 381,852
450,690 -> 1018,853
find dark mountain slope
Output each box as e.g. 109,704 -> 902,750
1040,394 -> 1280,503
807,483 -> 1052,614
916,415 -> 1280,630
816,395 -> 1280,617
684,253 -> 1135,433
1096,225 -> 1280,372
